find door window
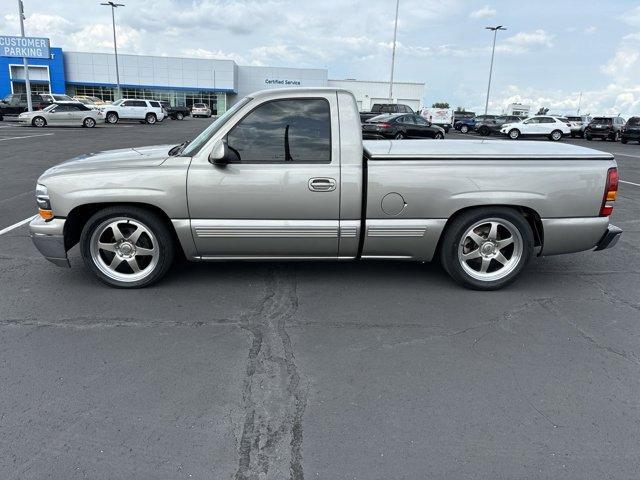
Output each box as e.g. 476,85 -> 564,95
414,116 -> 429,126
226,98 -> 331,164
523,118 -> 539,124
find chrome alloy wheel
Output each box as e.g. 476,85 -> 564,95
457,218 -> 523,282
89,217 -> 159,283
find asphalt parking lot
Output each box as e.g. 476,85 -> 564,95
1,120 -> 639,479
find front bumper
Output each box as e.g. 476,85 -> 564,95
594,225 -> 623,251
29,216 -> 69,267
622,131 -> 640,141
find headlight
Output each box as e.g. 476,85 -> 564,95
36,184 -> 53,219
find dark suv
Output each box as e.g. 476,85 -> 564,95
159,101 -> 191,120
585,116 -> 625,141
0,93 -> 51,120
360,103 -> 413,123
621,117 -> 640,144
475,115 -> 525,136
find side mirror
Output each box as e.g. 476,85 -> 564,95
208,138 -> 234,166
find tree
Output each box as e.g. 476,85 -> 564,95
536,107 -> 549,115
432,102 -> 450,108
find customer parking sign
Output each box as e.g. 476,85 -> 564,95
0,35 -> 50,59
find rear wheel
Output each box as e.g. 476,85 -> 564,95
478,126 -> 490,136
460,125 -> 469,133
586,134 -> 592,141
32,116 -> 46,127
440,208 -> 534,290
145,113 -> 157,124
434,132 -> 444,139
106,112 -> 118,124
176,112 -> 184,120
80,206 -> 175,288
508,129 -> 520,140
395,132 -> 405,140
549,130 -> 563,141
83,117 -> 96,128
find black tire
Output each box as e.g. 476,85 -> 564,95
145,113 -> 157,125
439,207 -> 534,290
549,130 -> 563,141
586,134 -> 592,141
508,128 -> 520,140
478,126 -> 490,136
444,127 -> 450,133
395,132 -> 405,140
80,206 -> 175,288
106,112 -> 119,124
460,125 -> 469,134
434,132 -> 444,139
621,138 -> 628,144
32,116 -> 47,127
176,112 -> 184,120
83,117 -> 96,128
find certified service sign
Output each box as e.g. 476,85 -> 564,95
0,35 -> 50,59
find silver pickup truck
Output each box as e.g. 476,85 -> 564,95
29,88 -> 622,290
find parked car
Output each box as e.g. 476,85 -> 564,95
585,116 -> 625,141
621,117 -> 640,144
29,87 -> 621,291
419,107 -> 453,133
501,116 -> 572,141
454,115 -> 496,133
191,103 -> 212,118
475,115 -> 526,136
362,113 -> 445,140
73,95 -> 107,109
39,93 -> 74,104
99,99 -> 165,124
160,101 -> 191,120
0,93 -> 50,120
565,115 -> 592,138
18,101 -> 103,128
360,103 -> 414,123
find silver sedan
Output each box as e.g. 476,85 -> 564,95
19,102 -> 104,128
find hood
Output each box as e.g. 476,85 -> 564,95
41,144 -> 174,177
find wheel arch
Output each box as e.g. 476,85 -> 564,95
63,202 -> 186,259
434,204 -> 544,258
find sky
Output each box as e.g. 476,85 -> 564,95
2,0 -> 640,116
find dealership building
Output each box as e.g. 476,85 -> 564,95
0,46 -> 425,114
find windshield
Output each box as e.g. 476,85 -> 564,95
592,117 -> 612,125
111,99 -> 124,106
43,104 -> 56,112
53,94 -> 72,101
181,96 -> 252,156
627,117 -> 640,126
566,116 -> 581,122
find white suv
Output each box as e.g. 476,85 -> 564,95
101,99 -> 165,125
501,116 -> 571,141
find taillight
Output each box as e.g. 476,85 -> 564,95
377,123 -> 391,129
600,167 -> 618,216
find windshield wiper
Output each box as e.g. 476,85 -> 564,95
169,140 -> 191,156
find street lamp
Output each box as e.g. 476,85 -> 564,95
17,0 -> 32,112
484,25 -> 506,116
388,0 -> 400,103
100,1 -> 125,100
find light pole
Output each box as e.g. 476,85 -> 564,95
388,0 -> 400,103
484,25 -> 506,116
17,0 -> 32,112
100,2 -> 125,100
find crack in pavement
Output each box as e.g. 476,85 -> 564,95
234,265 -> 307,480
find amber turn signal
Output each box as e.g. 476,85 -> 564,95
39,208 -> 54,220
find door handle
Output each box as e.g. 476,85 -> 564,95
308,177 -> 336,192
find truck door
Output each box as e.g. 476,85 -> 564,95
186,95 -> 341,259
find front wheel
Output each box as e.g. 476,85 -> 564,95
549,130 -> 563,141
176,112 -> 184,120
586,134 -> 592,141
32,116 -> 46,127
439,208 -> 534,290
106,112 -> 118,124
395,132 -> 405,140
478,126 -> 490,136
83,117 -> 96,128
434,132 -> 444,139
508,129 -> 520,140
80,206 -> 175,288
460,125 -> 469,133
145,113 -> 157,124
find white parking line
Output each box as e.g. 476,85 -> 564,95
0,133 -> 54,142
0,215 -> 36,236
620,180 -> 640,187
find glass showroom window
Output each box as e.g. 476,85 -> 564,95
68,85 -> 115,102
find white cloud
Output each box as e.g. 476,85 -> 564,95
584,25 -> 597,34
469,6 -> 497,19
505,29 -> 554,48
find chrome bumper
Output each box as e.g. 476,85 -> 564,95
594,225 -> 623,251
29,216 -> 70,268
